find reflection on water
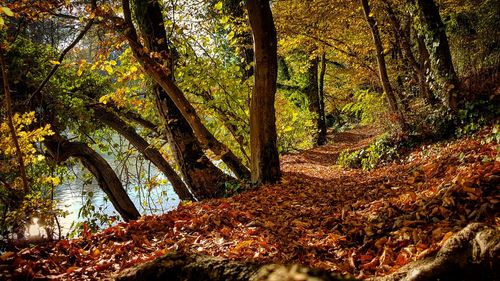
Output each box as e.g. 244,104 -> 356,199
28,160 -> 180,238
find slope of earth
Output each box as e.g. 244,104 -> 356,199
1,126 -> 498,280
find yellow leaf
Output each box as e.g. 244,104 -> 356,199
104,65 -> 113,74
109,60 -> 117,66
49,60 -> 61,65
99,96 -> 108,104
214,1 -> 223,11
1,7 -> 14,17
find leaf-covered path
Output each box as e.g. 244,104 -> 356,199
1,126 -> 498,280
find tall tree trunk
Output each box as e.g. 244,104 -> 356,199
318,52 -> 328,145
44,134 -> 140,221
417,34 -> 435,103
415,0 -> 461,111
382,1 -> 434,103
306,55 -> 326,146
91,105 -> 194,201
246,0 -> 281,185
122,0 -> 250,181
360,0 -> 407,130
219,0 -> 254,80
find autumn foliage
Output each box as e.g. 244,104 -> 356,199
1,126 -> 498,280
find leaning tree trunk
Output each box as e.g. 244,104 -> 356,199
91,105 -> 194,201
415,0 -> 461,112
130,0 -> 236,199
44,134 -> 140,221
360,0 -> 407,131
246,0 -> 281,185
122,0 -> 250,181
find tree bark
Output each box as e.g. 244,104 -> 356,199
382,1 -> 434,103
44,134 -> 140,221
246,0 -> 281,185
122,0 -> 250,181
306,55 -> 327,146
129,0 -> 238,199
91,105 -> 194,201
414,0 -> 461,111
375,223 -> 499,281
360,0 -> 407,130
318,52 -> 328,144
115,224 -> 498,281
116,253 -> 354,281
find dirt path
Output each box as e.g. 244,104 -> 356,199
281,126 -> 381,176
2,126 -> 498,280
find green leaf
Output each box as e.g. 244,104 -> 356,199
1,7 -> 14,17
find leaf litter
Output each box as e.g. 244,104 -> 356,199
0,126 -> 498,280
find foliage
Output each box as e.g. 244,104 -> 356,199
337,134 -> 399,170
341,88 -> 387,126
275,91 -> 315,152
0,111 -> 60,238
1,126 -> 498,280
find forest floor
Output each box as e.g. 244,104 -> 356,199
1,126 -> 499,280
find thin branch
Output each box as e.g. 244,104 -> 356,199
1,56 -> 29,193
29,0 -> 97,102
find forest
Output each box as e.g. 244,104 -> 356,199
0,0 -> 498,280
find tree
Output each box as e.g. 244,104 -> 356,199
305,55 -> 327,146
44,133 -> 140,222
121,0 -> 251,182
360,0 -> 407,131
91,104 -> 194,201
414,0 -> 461,111
130,0 -> 235,199
246,0 -> 281,185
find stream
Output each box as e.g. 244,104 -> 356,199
26,162 -> 180,238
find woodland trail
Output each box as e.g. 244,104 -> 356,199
1,126 -> 498,280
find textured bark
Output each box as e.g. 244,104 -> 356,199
131,0 -> 236,199
382,1 -> 433,103
219,0 -> 254,80
153,87 -> 232,199
116,253 -> 355,281
361,0 -> 407,130
44,134 -> 140,221
115,224 -> 498,281
123,0 -> 250,181
306,55 -> 327,146
374,223 -> 499,281
246,0 -> 281,185
416,34 -> 435,103
415,0 -> 461,111
91,105 -> 194,201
